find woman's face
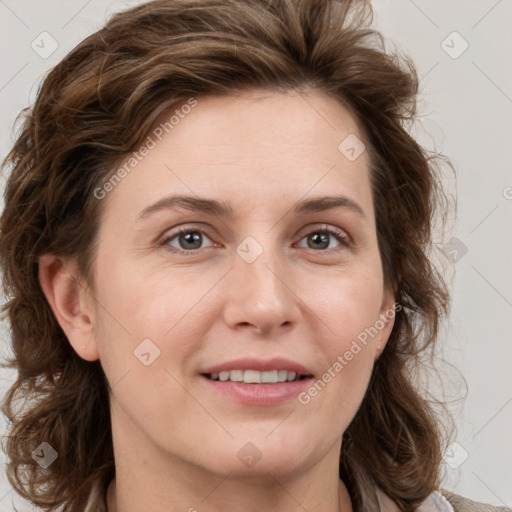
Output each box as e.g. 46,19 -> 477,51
82,90 -> 395,479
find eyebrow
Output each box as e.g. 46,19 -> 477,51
137,194 -> 367,221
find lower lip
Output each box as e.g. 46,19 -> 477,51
200,375 -> 313,406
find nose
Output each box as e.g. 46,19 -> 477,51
222,246 -> 302,336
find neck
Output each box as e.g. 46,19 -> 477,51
106,464 -> 354,512
106,401 -> 354,512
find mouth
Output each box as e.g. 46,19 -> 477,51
199,358 -> 314,405
203,369 -> 311,383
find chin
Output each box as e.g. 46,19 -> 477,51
197,431 -> 323,479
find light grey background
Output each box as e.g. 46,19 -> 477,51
0,0 -> 511,510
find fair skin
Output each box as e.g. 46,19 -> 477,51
39,90 -> 395,512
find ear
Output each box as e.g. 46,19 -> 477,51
38,253 -> 99,361
375,289 -> 397,359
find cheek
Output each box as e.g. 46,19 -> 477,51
295,267 -> 383,404
90,269 -> 210,431
91,259 -> 218,377
304,266 -> 385,344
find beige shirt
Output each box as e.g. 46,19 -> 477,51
84,480 -> 511,512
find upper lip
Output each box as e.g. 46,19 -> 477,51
201,357 -> 312,376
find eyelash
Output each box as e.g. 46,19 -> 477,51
159,225 -> 352,255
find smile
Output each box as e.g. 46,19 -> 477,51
205,369 -> 307,383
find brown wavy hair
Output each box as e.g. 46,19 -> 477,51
0,0 -> 453,510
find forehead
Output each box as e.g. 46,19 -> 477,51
100,90 -> 374,223
156,89 -> 365,161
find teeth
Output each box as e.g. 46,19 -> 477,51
244,370 -> 261,383
261,370 -> 278,383
277,370 -> 288,382
208,369 -> 303,383
229,370 -> 244,382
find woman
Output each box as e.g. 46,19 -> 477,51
0,1 -> 509,511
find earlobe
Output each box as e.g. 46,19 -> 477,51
38,253 -> 99,361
